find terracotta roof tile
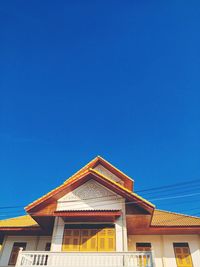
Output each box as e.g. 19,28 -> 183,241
152,209 -> 200,226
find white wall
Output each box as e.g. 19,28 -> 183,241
0,236 -> 51,267
0,233 -> 199,267
128,235 -> 163,267
163,235 -> 200,267
128,234 -> 200,267
36,236 -> 51,251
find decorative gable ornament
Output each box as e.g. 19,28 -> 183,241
57,179 -> 123,211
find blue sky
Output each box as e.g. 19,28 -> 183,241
0,1 -> 200,218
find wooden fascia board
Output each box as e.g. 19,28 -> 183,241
90,170 -> 154,213
64,156 -> 134,190
54,211 -> 122,217
26,170 -> 153,215
93,156 -> 134,188
25,170 -> 91,212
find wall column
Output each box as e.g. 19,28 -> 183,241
161,235 -> 166,267
122,203 -> 128,251
115,215 -> 123,251
51,217 -> 65,252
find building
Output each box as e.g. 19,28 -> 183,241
0,156 -> 200,267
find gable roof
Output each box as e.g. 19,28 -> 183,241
25,167 -> 154,214
63,156 -> 134,190
152,209 -> 200,227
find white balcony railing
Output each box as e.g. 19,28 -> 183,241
15,250 -> 154,267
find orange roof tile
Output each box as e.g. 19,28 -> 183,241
0,215 -> 39,228
152,209 -> 200,227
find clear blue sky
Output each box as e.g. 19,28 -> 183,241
0,1 -> 200,218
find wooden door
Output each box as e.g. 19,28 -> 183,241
174,243 -> 193,267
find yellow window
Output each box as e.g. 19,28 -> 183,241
174,243 -> 193,267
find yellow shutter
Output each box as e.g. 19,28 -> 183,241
62,229 -> 80,251
97,228 -> 115,252
80,229 -> 98,251
62,227 -> 115,252
174,246 -> 193,267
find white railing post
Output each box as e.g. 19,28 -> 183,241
15,247 -> 23,267
151,250 -> 156,267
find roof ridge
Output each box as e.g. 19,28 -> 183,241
96,156 -> 134,182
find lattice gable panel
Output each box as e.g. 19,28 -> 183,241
57,179 -> 124,211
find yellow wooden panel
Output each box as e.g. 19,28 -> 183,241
62,229 -> 80,251
97,228 -> 115,251
174,246 -> 193,267
62,227 -> 115,252
80,229 -> 98,251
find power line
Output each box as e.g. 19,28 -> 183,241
1,191 -> 200,219
1,190 -> 200,214
1,178 -> 200,211
135,178 -> 200,193
137,184 -> 200,198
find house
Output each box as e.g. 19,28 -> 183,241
0,156 -> 200,267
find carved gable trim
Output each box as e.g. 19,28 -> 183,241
58,179 -> 118,202
57,179 -> 124,211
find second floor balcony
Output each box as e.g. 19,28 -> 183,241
16,250 -> 154,267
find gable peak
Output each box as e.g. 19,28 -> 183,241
64,156 -> 134,191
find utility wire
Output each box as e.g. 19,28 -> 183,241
1,192 -> 200,218
1,178 -> 200,211
136,178 -> 200,193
